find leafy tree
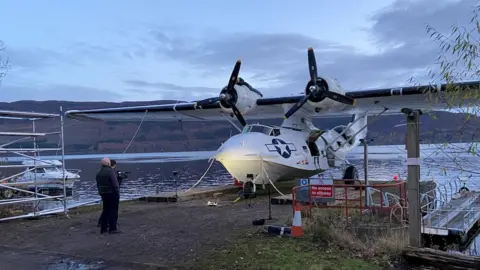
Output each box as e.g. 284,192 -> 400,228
418,1 -> 480,186
427,3 -> 480,84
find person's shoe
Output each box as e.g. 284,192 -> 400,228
100,230 -> 108,234
109,230 -> 123,234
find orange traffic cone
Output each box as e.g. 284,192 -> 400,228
291,203 -> 303,237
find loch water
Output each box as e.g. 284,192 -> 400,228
2,143 -> 480,256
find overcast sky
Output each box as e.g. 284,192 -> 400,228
0,0 -> 477,102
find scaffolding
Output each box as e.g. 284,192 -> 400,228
0,108 -> 68,222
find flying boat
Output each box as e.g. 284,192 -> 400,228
65,47 -> 480,192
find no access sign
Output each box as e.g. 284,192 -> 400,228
310,185 -> 334,198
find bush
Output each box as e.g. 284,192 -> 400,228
302,208 -> 408,264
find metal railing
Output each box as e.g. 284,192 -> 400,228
0,108 -> 69,222
420,178 -> 480,232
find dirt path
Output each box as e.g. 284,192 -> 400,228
0,195 -> 291,269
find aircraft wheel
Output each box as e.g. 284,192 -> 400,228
243,181 -> 255,199
459,186 -> 470,192
343,165 -> 359,186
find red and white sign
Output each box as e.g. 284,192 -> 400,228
310,185 -> 334,198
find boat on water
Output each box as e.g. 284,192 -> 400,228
15,159 -> 81,191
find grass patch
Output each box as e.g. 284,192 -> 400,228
304,208 -> 408,261
198,207 -> 409,270
198,234 -> 384,270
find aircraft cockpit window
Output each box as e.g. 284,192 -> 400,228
244,125 -> 273,135
272,129 -> 281,136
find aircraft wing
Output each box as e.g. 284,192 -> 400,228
65,81 -> 480,122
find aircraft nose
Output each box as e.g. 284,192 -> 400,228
216,139 -> 243,161
214,147 -> 234,162
215,134 -> 266,184
215,135 -> 258,161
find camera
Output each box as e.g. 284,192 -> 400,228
117,171 -> 131,180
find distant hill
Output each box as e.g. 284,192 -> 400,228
1,100 -> 479,155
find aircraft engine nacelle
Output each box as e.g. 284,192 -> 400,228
305,76 -> 347,110
219,83 -> 262,115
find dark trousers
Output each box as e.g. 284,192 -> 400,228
99,193 -> 119,232
97,203 -> 119,226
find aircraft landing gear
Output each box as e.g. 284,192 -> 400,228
240,181 -> 257,207
243,181 -> 256,199
343,165 -> 359,186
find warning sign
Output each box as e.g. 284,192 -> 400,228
310,185 -> 334,198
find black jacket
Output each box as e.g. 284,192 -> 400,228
96,165 -> 119,195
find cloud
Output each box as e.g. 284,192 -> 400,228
124,79 -> 219,98
3,42 -> 119,73
65,42 -> 119,64
0,84 -> 122,102
4,47 -> 69,70
2,0 -> 477,102
369,0 -> 475,46
144,0 -> 476,96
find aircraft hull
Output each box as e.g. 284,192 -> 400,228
217,158 -> 324,185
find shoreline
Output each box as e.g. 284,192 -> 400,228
0,184 -> 478,269
0,191 -> 294,269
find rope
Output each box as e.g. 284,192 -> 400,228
123,110 -> 148,154
260,154 -> 285,196
185,158 -> 216,192
81,110 -> 148,196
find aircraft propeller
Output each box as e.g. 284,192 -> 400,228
284,47 -> 356,119
194,60 -> 247,126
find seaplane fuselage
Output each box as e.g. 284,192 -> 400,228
215,124 -> 331,185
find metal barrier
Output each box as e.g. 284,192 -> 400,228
291,180 -> 408,222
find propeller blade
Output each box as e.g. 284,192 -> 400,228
284,92 -> 312,119
197,60 -> 241,109
284,48 -> 320,120
324,91 -> 356,106
194,97 -> 220,107
230,103 -> 247,126
308,47 -> 318,84
227,60 -> 242,92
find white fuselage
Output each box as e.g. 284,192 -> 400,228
215,109 -> 368,185
215,126 -> 331,185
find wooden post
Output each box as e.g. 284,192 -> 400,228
360,138 -> 371,206
402,108 -> 422,247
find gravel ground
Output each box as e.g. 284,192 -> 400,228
0,195 -> 291,269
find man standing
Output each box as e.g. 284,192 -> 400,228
96,157 -> 121,234
97,159 -> 124,227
